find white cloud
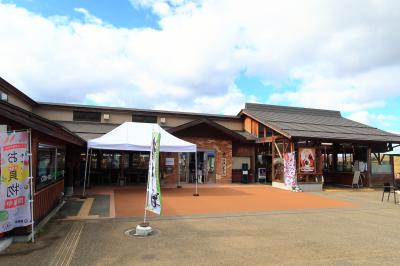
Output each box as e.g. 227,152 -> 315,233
74,7 -> 104,25
347,110 -> 399,132
0,0 -> 400,127
129,0 -> 201,17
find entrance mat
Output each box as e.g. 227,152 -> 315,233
114,186 -> 355,218
89,195 -> 110,217
55,198 -> 84,219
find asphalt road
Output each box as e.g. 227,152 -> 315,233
1,190 -> 400,266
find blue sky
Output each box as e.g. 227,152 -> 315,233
0,0 -> 399,133
3,0 -> 159,28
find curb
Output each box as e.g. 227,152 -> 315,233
13,200 -> 66,243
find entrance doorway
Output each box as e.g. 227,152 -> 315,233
179,150 -> 216,184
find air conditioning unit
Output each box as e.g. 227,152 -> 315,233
103,113 -> 110,120
160,117 -> 166,124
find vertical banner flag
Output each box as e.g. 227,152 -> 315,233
284,152 -> 297,188
146,130 -> 162,215
0,131 -> 32,233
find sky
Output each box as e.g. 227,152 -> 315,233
0,0 -> 399,133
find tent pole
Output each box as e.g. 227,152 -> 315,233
177,153 -> 182,188
82,146 -> 89,198
193,151 -> 199,196
87,149 -> 93,188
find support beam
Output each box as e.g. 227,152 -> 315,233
272,138 -> 275,180
274,141 -> 282,159
256,135 -> 287,143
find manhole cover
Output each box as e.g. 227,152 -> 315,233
124,228 -> 160,238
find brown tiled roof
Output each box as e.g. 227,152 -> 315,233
243,103 -> 400,143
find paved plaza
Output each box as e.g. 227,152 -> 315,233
1,186 -> 400,265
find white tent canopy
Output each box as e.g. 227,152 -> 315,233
88,122 -> 196,152
82,122 -> 199,197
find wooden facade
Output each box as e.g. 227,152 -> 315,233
242,113 -> 397,187
0,100 -> 84,236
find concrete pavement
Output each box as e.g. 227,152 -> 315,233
1,190 -> 400,265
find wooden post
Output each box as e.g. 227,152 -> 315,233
390,155 -> 395,183
251,144 -> 256,183
272,138 -> 275,181
367,147 -> 372,187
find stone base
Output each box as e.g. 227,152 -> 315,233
135,224 -> 152,236
272,182 -> 323,192
299,183 -> 323,192
272,181 -> 292,191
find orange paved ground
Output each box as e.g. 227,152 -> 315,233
114,186 -> 355,217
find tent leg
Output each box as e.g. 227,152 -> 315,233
177,153 -> 182,188
87,149 -> 93,188
81,147 -> 89,199
193,152 -> 199,196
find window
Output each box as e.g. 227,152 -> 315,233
73,111 -> 101,122
337,152 -> 353,172
371,153 -> 392,174
90,153 -> 98,169
322,153 -> 334,171
100,153 -> 112,169
122,153 -> 130,169
265,127 -> 273,137
258,124 -> 265,138
132,152 -> 150,169
0,90 -> 8,101
132,115 -> 157,123
36,144 -> 66,189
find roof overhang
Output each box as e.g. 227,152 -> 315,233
168,118 -> 248,141
0,100 -> 85,146
240,110 -> 292,139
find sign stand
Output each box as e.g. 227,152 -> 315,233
136,130 -> 161,236
28,129 -> 35,243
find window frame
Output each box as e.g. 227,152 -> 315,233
36,144 -> 66,190
73,111 -> 101,122
132,115 -> 157,123
0,90 -> 8,101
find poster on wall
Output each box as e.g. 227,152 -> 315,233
165,157 -> 174,166
284,152 -> 297,187
299,148 -> 316,173
0,131 -> 32,233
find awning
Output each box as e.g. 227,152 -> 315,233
87,122 -> 196,153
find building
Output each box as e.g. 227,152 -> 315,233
1,77 -> 400,235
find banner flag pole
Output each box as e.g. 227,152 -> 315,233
143,129 -> 162,224
28,129 -> 35,243
143,150 -> 151,224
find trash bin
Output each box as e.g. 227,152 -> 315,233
241,163 -> 249,183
